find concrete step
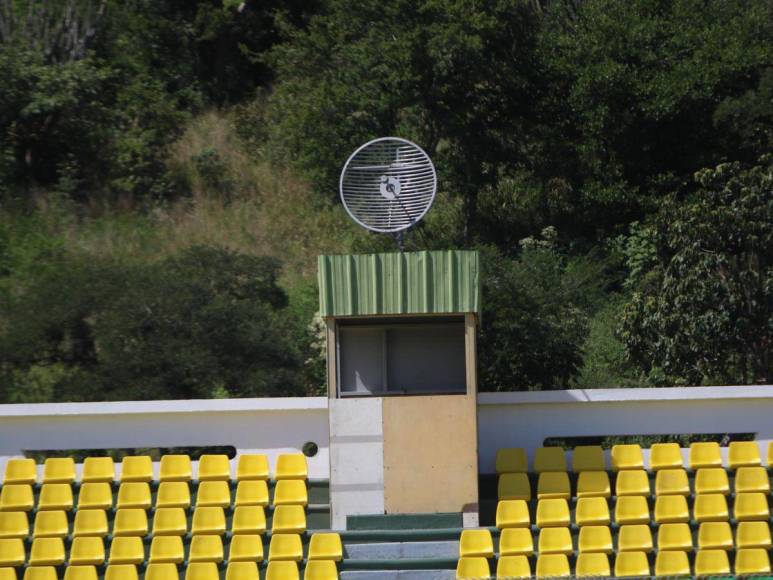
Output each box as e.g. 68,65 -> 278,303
344,540 -> 459,560
347,512 -> 462,530
341,571 -> 456,580
340,558 -> 458,571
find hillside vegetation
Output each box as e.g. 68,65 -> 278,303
0,0 -> 771,401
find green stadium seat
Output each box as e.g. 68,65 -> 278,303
268,534 -> 303,561
534,448 -> 566,473
236,455 -> 269,481
728,441 -> 761,469
274,480 -> 308,506
116,483 -> 151,510
735,548 -> 771,575
694,468 -> 729,495
0,513 -> 27,540
156,482 -> 191,509
456,557 -> 490,579
81,457 -> 115,483
654,549 -> 690,577
572,446 -> 605,472
497,473 -> 530,501
72,510 -> 108,538
192,507 -> 226,535
303,560 -> 338,580
152,508 -> 187,537
535,499 -> 570,528
576,471 -> 610,498
0,539 -> 25,566
577,525 -> 612,554
149,536 -> 184,564
495,448 -> 528,474
496,555 -> 530,578
226,563 -> 259,580
196,481 -> 231,508
38,483 -> 73,511
77,482 -> 113,510
32,511 -> 68,538
113,509 -> 147,537
654,494 -> 689,524
120,457 -> 152,483
537,527 -> 572,555
615,496 -> 650,525
42,458 -> 75,484
69,537 -> 105,566
22,568 -> 56,580
535,554 -> 569,578
655,468 -> 690,496
3,459 -> 36,485
108,536 -> 145,565
308,533 -> 342,561
694,549 -> 731,577
231,506 -> 267,535
189,534 -> 224,563
235,481 -> 269,507
144,563 -> 178,580
63,566 -> 98,580
736,521 -> 772,549
536,471 -> 570,500
185,562 -> 219,580
614,550 -> 650,577
275,455 -> 307,480
693,493 -> 729,522
105,565 -> 138,580
0,485 -> 34,512
459,529 -> 494,558
272,505 -> 306,534
159,455 -> 192,483
228,534 -> 264,562
734,492 -> 770,521
575,497 -> 609,526
657,523 -> 692,552
735,466 -> 770,494
575,552 -> 610,578
198,455 -> 231,482
266,561 -> 299,580
615,470 -> 650,496
28,538 -> 65,566
689,442 -> 722,470
498,527 -> 533,556
617,525 -> 653,553
697,521 -> 733,551
495,500 -> 530,529
650,443 -> 683,470
611,444 -> 644,471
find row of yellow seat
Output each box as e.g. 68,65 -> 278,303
0,560 -> 337,580
496,442 -> 767,473
456,548 -> 772,578
0,479 -> 308,512
2,454 -> 307,486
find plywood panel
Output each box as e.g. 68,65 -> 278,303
383,395 -> 478,514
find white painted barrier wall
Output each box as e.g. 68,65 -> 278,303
0,398 -> 330,480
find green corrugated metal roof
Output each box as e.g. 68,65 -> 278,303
318,250 -> 480,317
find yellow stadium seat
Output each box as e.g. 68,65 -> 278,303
611,444 -> 644,471
72,510 -> 108,538
185,562 -> 220,580
536,472 -> 570,500
116,483 -> 151,510
497,473 -> 531,501
654,494 -> 689,524
38,483 -> 73,511
496,555 -> 531,578
657,523 -> 692,551
113,509 -> 148,537
272,505 -> 306,534
144,563 -> 178,580
308,533 -> 342,561
275,455 -> 307,480
196,481 -> 231,508
537,527 -> 572,555
735,548 -> 771,575
693,493 -> 729,522
697,522 -> 733,551
0,566 -> 15,578
734,492 -> 770,521
235,481 -> 269,507
156,482 -> 191,509
149,536 -> 184,564
498,528 -> 533,556
32,511 -> 68,538
42,458 -> 75,484
159,455 -> 192,483
268,534 -> 303,561
78,483 -> 113,510
0,539 -> 25,566
735,466 -> 770,494
304,560 -> 338,580
615,496 -> 650,525
615,470 -> 650,496
105,565 -> 138,580
108,536 -> 145,565
0,485 -> 34,512
694,549 -> 730,577
228,534 -> 264,562
655,468 -> 689,496
577,526 -> 612,554
572,446 -> 605,472
534,448 -> 566,473
64,566 -> 98,580
459,529 -> 494,558
226,562 -> 259,580
198,455 -> 231,482
0,513 -> 27,540
120,457 -> 153,483
689,442 -> 722,470
274,480 -> 308,506
22,568 -> 56,580
576,471 -> 610,498
650,443 -> 683,470
236,455 -> 269,481
535,554 -> 569,578
456,557 -> 490,579
535,499 -> 570,528
28,537 -> 65,566
614,550 -> 650,577
575,497 -> 609,527
3,459 -> 36,485
152,508 -> 187,537
495,448 -> 528,474
728,441 -> 761,469
191,507 -> 226,536
617,525 -> 653,553
189,535 -> 224,563
575,553 -> 610,578
736,521 -> 772,549
655,550 -> 691,577
232,506 -> 267,535
69,537 -> 105,565
81,457 -> 115,483
266,561 -> 299,580
495,500 -> 530,529
694,468 -> 729,495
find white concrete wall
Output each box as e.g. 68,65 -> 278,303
478,386 -> 773,473
0,398 -> 330,480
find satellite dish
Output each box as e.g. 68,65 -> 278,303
340,137 -> 437,236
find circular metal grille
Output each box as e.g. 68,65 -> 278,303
340,137 -> 437,233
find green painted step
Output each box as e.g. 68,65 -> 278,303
347,512 -> 463,531
340,557 -> 458,571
